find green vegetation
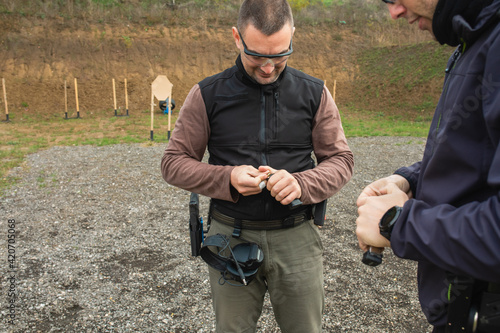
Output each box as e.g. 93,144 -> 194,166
359,42 -> 451,89
350,41 -> 451,120
0,0 -> 391,28
340,109 -> 431,137
121,35 -> 132,48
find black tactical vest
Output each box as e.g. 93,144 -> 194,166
199,57 -> 324,220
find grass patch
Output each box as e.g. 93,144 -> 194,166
340,107 -> 431,137
359,42 -> 451,88
0,109 -> 174,196
350,41 -> 451,115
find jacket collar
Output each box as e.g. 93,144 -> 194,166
235,55 -> 287,90
433,0 -> 500,46
453,1 -> 500,45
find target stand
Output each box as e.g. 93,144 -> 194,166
150,75 -> 174,141
64,79 -> 81,120
113,78 -> 129,117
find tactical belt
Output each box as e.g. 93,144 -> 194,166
211,208 -> 311,231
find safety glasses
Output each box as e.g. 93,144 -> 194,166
238,29 -> 293,67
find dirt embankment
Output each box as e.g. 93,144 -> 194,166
0,15 -> 438,117
0,16 -> 354,114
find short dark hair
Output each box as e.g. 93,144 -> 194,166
237,0 -> 294,36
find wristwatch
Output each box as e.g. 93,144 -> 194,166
379,206 -> 402,241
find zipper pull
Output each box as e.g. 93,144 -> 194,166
445,46 -> 462,73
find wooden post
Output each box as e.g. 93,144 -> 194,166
124,78 -> 129,116
113,78 -> 129,117
64,80 -> 68,119
150,88 -> 154,141
333,80 -> 337,102
167,96 -> 172,140
112,78 -> 117,116
74,78 -> 80,118
2,78 -> 9,122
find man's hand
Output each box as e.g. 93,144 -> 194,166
258,166 -> 301,205
230,165 -> 269,196
356,183 -> 409,253
357,174 -> 412,207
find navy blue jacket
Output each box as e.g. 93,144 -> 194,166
391,1 -> 500,326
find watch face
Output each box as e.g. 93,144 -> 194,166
380,206 -> 401,241
381,206 -> 399,229
385,207 -> 398,223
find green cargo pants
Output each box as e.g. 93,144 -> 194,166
206,218 -> 325,333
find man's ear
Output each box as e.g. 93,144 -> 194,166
232,27 -> 242,50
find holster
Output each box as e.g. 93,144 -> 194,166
313,199 -> 327,226
446,275 -> 477,333
189,193 -> 202,256
475,290 -> 500,332
446,273 -> 500,333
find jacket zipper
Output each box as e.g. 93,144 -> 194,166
260,89 -> 268,166
433,43 -> 463,154
274,92 -> 280,140
259,89 -> 271,217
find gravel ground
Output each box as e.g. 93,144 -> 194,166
0,137 -> 434,333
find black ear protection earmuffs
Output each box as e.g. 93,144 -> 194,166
200,233 -> 264,286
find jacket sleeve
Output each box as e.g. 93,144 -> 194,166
394,161 -> 421,197
390,39 -> 500,282
293,85 -> 354,204
161,84 -> 238,202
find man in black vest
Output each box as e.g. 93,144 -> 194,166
162,0 -> 353,331
356,0 -> 500,332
